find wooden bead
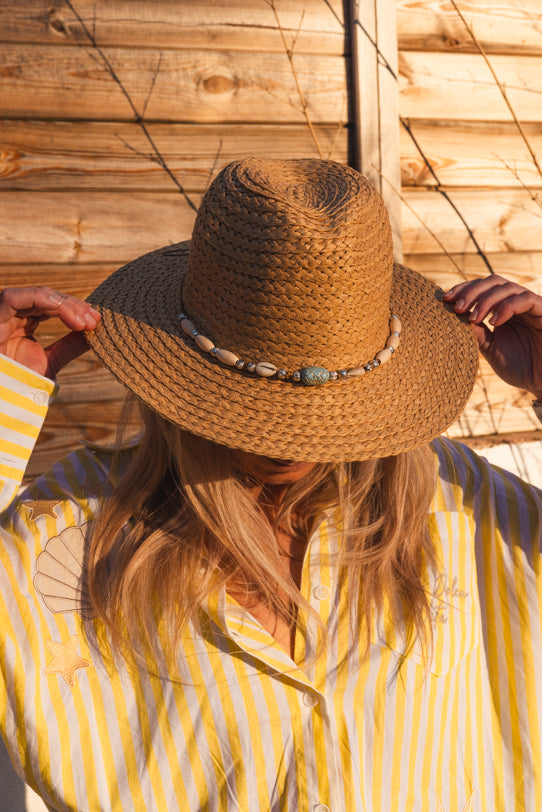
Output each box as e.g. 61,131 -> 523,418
195,334 -> 215,352
255,362 -> 278,377
347,366 -> 366,377
375,348 -> 393,364
180,318 -> 197,336
215,348 -> 239,366
388,333 -> 401,349
390,317 -> 401,333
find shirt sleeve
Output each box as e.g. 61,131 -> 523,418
0,354 -> 57,512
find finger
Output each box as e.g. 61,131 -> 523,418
45,331 -> 91,379
461,282 -> 527,324
442,275 -> 509,311
487,290 -> 542,327
0,287 -> 100,331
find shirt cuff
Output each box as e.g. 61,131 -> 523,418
0,354 -> 57,500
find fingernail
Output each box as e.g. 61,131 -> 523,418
74,314 -> 86,328
88,307 -> 100,318
456,298 -> 465,309
468,308 -> 478,322
47,293 -> 64,305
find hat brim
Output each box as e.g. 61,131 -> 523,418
86,241 -> 478,463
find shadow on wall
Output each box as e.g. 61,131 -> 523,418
0,736 -> 48,812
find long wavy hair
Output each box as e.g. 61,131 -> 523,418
87,398 -> 437,667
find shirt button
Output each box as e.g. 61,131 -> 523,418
312,584 -> 329,600
33,390 -> 49,406
313,805 -> 330,812
303,692 -> 318,707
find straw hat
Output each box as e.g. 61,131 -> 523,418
86,158 -> 478,462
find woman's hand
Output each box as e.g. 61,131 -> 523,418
443,275 -> 542,399
0,286 -> 100,380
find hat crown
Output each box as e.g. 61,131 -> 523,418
183,158 -> 394,371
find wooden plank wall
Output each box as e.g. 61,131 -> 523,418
396,0 -> 542,444
0,0 -> 349,477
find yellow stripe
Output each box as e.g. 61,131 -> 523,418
0,382 -> 47,417
0,358 -> 56,394
0,411 -> 41,440
0,461 -> 25,480
0,436 -> 34,462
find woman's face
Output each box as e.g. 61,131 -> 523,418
232,449 -> 317,485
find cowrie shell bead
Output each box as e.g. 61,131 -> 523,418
215,348 -> 239,366
388,333 -> 401,349
390,317 -> 401,333
255,362 -> 278,377
347,366 -> 366,377
375,348 -> 393,364
195,334 -> 215,352
181,318 -> 197,336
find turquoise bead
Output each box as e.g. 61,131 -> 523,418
300,366 -> 330,386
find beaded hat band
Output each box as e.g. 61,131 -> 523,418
86,158 -> 478,463
178,313 -> 402,385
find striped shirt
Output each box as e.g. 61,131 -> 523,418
0,354 -> 541,811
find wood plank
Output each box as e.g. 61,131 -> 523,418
0,121 -> 348,191
3,188 -> 541,264
402,252 -> 542,292
396,0 -> 542,56
399,51 -> 542,122
0,0 -> 345,54
349,0 -> 402,258
400,120 -> 542,189
0,44 -> 347,123
0,192 -> 200,264
401,188 -> 542,255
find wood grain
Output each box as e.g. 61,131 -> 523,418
0,0 -> 345,54
0,44 -> 347,123
400,120 -> 542,189
396,0 -> 542,56
0,192 -> 200,264
401,188 -> 542,255
0,121 -> 348,191
3,188 -> 541,264
399,51 -> 542,122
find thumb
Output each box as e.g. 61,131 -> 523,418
45,331 -> 90,379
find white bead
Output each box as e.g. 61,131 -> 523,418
255,362 -> 278,377
215,348 -> 239,366
375,348 -> 393,364
195,334 -> 215,352
346,366 -> 366,377
180,318 -> 197,336
388,333 -> 400,349
390,316 -> 401,333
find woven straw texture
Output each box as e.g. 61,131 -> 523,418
87,158 -> 478,462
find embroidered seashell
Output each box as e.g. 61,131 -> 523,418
390,316 -> 401,333
375,348 -> 393,364
215,348 -> 239,366
388,333 -> 401,349
347,366 -> 366,377
34,524 -> 94,618
255,362 -> 278,377
180,318 -> 197,336
195,334 -> 215,352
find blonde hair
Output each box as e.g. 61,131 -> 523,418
88,400 -> 437,666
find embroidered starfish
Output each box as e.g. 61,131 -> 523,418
436,790 -> 475,812
22,499 -> 61,521
44,636 -> 91,687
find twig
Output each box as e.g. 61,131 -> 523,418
378,168 -> 468,281
495,154 -> 542,210
207,139 -> 224,192
266,0 -> 323,158
327,94 -> 347,160
400,118 -> 494,275
449,0 -> 542,181
65,0 -> 198,212
141,52 -> 163,120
